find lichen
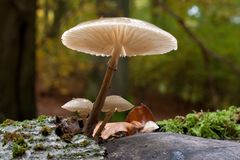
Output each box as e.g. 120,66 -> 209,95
0,116 -> 105,159
157,106 -> 240,140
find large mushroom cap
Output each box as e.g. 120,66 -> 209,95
61,98 -> 93,114
101,95 -> 134,112
62,17 -> 177,57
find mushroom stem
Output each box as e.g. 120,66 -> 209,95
75,112 -> 88,126
84,44 -> 122,137
81,114 -> 88,127
93,108 -> 116,140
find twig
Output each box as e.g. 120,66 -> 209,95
94,108 -> 116,140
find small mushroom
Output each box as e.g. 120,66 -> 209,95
93,95 -> 134,139
61,98 -> 93,125
62,17 -> 177,136
141,121 -> 159,133
102,95 -> 134,112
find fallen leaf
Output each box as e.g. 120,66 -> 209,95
93,121 -> 143,140
125,103 -> 155,125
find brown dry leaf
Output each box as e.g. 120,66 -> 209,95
125,103 -> 155,125
93,121 -> 143,140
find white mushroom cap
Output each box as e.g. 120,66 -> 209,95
141,121 -> 159,133
62,17 -> 177,57
61,98 -> 93,114
101,95 -> 134,112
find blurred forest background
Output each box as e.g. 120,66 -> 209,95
1,0 -> 240,122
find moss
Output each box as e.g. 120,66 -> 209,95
41,126 -> 52,136
61,133 -> 73,142
34,143 -> 46,151
79,140 -> 90,147
28,136 -> 34,143
74,152 -> 86,158
67,140 -> 90,148
14,136 -> 28,147
12,121 -> 22,127
12,143 -> 27,158
53,145 -> 62,149
37,115 -> 48,123
22,119 -> 30,123
2,132 -> 23,145
157,106 -> 240,140
1,119 -> 15,127
0,116 -> 105,159
22,123 -> 32,129
3,132 -> 29,158
12,136 -> 28,158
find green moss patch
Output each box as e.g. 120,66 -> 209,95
157,106 -> 240,140
0,119 -> 15,127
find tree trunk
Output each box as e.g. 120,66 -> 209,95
0,0 -> 36,122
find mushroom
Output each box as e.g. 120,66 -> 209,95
61,98 -> 93,125
61,17 -> 177,136
93,95 -> 134,139
101,95 -> 134,113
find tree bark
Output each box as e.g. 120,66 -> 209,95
0,0 -> 36,121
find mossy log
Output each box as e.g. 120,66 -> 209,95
0,116 -> 105,159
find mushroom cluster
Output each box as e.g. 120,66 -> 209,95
61,17 -> 177,137
61,95 -> 134,139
